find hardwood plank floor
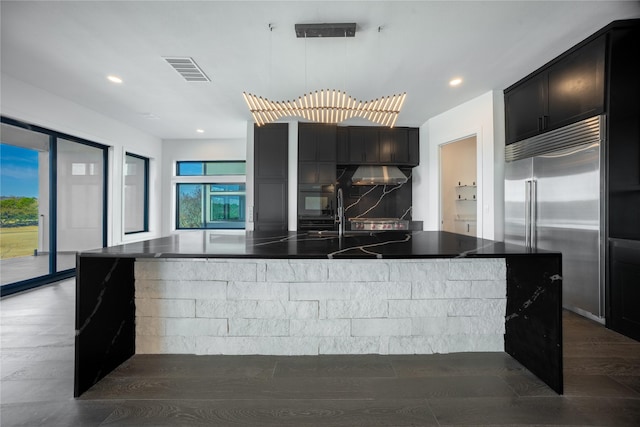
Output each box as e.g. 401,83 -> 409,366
2,278 -> 640,426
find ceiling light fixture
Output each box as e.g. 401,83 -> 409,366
242,23 -> 407,128
449,78 -> 463,87
243,90 -> 406,127
196,129 -> 204,133
107,75 -> 123,84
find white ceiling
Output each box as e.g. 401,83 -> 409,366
2,1 -> 639,140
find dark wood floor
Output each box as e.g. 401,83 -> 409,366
1,278 -> 640,426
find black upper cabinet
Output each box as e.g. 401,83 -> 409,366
408,128 -> 420,167
505,73 -> 547,143
336,126 -> 349,164
255,124 -> 289,179
343,127 -> 419,166
547,35 -> 605,129
298,123 -> 336,185
379,128 -> 409,164
505,35 -> 606,144
298,123 -> 420,167
298,124 -> 336,162
348,127 -> 379,163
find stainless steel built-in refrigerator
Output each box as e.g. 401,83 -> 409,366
505,115 -> 605,322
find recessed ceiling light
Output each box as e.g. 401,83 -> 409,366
196,129 -> 204,133
107,75 -> 123,84
449,78 -> 463,87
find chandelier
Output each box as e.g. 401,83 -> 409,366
243,23 -> 407,128
242,90 -> 406,128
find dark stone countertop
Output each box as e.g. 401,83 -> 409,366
78,231 -> 558,259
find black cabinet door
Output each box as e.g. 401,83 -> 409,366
298,162 -> 336,185
336,127 -> 348,164
298,123 -> 336,185
254,181 -> 288,231
298,124 -> 317,162
254,123 -> 288,231
505,73 -> 547,144
315,125 -> 337,162
298,162 -> 318,184
316,163 -> 336,184
505,35 -> 606,145
255,124 -> 288,179
349,127 -> 379,163
379,128 -> 409,164
547,35 -> 605,130
298,123 -> 336,162
609,239 -> 640,342
408,128 -> 420,167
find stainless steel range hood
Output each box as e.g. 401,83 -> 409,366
351,165 -> 408,186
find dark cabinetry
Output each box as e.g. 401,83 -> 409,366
607,24 -> 640,242
336,126 -> 349,164
505,35 -> 606,144
298,163 -> 335,184
342,127 -> 419,166
609,240 -> 640,342
348,127 -> 379,163
254,123 -> 288,231
297,123 -> 337,230
606,24 -> 640,341
298,123 -> 336,184
379,128 -> 409,163
506,20 -> 640,341
298,124 -> 336,162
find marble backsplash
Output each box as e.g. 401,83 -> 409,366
337,166 -> 413,221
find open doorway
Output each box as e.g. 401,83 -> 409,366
440,136 -> 477,236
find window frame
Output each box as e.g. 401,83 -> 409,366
123,152 -> 149,235
173,161 -> 246,231
176,160 -> 246,176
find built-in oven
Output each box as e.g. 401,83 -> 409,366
298,184 -> 336,230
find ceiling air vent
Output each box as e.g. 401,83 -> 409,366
163,57 -> 210,82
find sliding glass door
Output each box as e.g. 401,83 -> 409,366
0,118 -> 107,295
0,124 -> 50,285
56,138 -> 105,272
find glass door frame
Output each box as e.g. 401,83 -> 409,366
0,116 -> 108,296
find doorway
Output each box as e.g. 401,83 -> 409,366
440,136 -> 477,236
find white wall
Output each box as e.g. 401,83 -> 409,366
1,73 -> 163,247
413,90 -> 505,241
162,137 -> 246,235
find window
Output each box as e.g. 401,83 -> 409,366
177,161 -> 245,176
124,153 -> 149,234
175,161 -> 246,230
177,184 -> 246,229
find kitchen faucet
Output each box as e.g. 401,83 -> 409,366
336,187 -> 344,237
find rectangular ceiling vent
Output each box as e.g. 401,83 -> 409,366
163,57 -> 210,82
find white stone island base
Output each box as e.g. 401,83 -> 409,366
134,258 -> 506,355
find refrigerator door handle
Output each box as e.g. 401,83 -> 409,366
531,179 -> 538,249
525,180 -> 532,248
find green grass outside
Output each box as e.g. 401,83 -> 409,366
0,226 -> 38,259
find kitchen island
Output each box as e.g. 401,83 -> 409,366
75,231 -> 562,396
